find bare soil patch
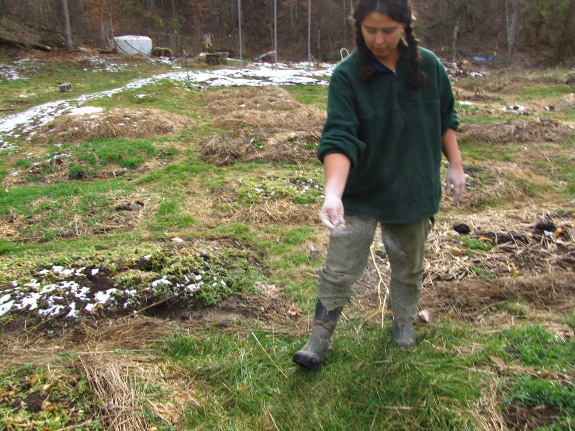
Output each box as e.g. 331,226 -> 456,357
353,207 -> 575,324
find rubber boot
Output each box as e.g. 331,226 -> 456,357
390,280 -> 419,348
293,300 -> 343,369
392,318 -> 416,348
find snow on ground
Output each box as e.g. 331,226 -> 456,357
0,59 -> 335,151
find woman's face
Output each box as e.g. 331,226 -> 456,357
361,11 -> 406,64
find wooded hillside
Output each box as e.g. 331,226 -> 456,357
1,0 -> 574,65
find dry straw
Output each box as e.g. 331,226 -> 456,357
459,120 -> 572,143
36,108 -> 192,143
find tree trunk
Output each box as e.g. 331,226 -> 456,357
552,0 -> 575,64
61,0 -> 73,51
506,0 -> 520,58
451,20 -> 460,63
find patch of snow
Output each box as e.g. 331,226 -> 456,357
68,106 -> 105,115
0,300 -> 16,317
0,62 -> 335,150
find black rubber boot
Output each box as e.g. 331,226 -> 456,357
392,318 -> 416,348
293,300 -> 343,369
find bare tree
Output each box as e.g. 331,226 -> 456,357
506,0 -> 520,57
61,0 -> 73,50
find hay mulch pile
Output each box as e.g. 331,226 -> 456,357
199,130 -> 321,166
36,108 -> 192,143
458,119 -> 573,143
203,86 -> 326,131
199,87 -> 325,166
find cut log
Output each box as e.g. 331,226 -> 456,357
0,35 -> 52,51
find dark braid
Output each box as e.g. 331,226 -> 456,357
352,0 -> 427,88
403,24 -> 426,88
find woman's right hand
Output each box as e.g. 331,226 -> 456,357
319,195 -> 346,230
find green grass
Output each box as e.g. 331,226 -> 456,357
0,60 -> 178,114
163,322 -> 487,431
1,58 -> 575,431
0,179 -> 134,241
473,323 -> 575,430
282,84 -> 328,109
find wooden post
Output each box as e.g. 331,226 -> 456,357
308,0 -> 311,63
274,0 -> 278,63
238,0 -> 243,67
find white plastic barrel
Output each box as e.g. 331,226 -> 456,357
113,36 -> 153,55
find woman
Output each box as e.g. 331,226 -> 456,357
293,0 -> 466,369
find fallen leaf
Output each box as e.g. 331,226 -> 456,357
446,245 -> 464,254
553,228 -> 564,239
489,355 -> 507,369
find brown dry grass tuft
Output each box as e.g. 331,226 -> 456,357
79,355 -> 151,431
212,108 -> 325,131
36,108 -> 192,143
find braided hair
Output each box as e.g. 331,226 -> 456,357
353,0 -> 427,88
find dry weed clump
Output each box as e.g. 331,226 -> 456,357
458,119 -> 573,144
77,342 -> 198,431
79,356 -> 151,431
199,130 -> 321,166
37,108 -> 192,143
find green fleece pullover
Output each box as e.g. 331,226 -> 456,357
318,48 -> 459,224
